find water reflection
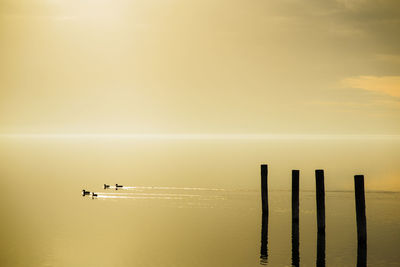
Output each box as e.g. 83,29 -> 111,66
107,185 -> 226,191
357,242 -> 367,267
316,232 -> 325,267
292,221 -> 299,267
260,213 -> 269,265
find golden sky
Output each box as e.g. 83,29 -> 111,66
0,0 -> 399,134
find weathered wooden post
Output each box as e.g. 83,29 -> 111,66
292,170 -> 300,223
315,169 -> 325,233
291,170 -> 300,267
354,175 -> 367,267
260,164 -> 269,265
261,164 -> 269,216
354,175 -> 367,244
315,169 -> 326,266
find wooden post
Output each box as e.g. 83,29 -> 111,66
315,169 -> 325,233
291,170 -> 300,267
261,164 -> 269,216
354,175 -> 367,244
292,170 -> 300,223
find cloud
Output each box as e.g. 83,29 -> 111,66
375,54 -> 400,64
342,76 -> 400,98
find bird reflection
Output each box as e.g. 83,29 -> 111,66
292,221 -> 299,267
357,242 -> 367,267
260,213 -> 269,265
316,231 -> 325,267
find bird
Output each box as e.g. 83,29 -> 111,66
92,192 -> 98,199
82,189 -> 91,196
115,184 -> 123,190
104,184 -> 110,189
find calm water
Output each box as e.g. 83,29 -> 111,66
0,138 -> 399,266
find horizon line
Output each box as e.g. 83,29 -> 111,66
1,133 -> 400,140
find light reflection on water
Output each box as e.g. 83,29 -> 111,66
96,192 -> 203,197
0,139 -> 399,266
88,188 -> 228,201
98,195 -> 186,200
121,186 -> 226,191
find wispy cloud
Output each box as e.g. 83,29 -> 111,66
341,76 -> 400,98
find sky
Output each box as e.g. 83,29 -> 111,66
0,0 -> 399,135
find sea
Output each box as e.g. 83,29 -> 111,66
0,137 -> 399,266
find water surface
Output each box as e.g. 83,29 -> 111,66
0,138 -> 399,266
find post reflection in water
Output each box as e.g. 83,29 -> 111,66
357,242 -> 367,267
316,231 -> 326,267
291,222 -> 300,267
260,213 -> 269,265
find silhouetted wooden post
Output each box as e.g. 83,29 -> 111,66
292,170 -> 299,223
354,175 -> 367,244
354,176 -> 368,267
315,170 -> 325,233
261,164 -> 268,216
292,170 -> 300,267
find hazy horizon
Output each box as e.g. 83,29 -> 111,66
1,133 -> 400,139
